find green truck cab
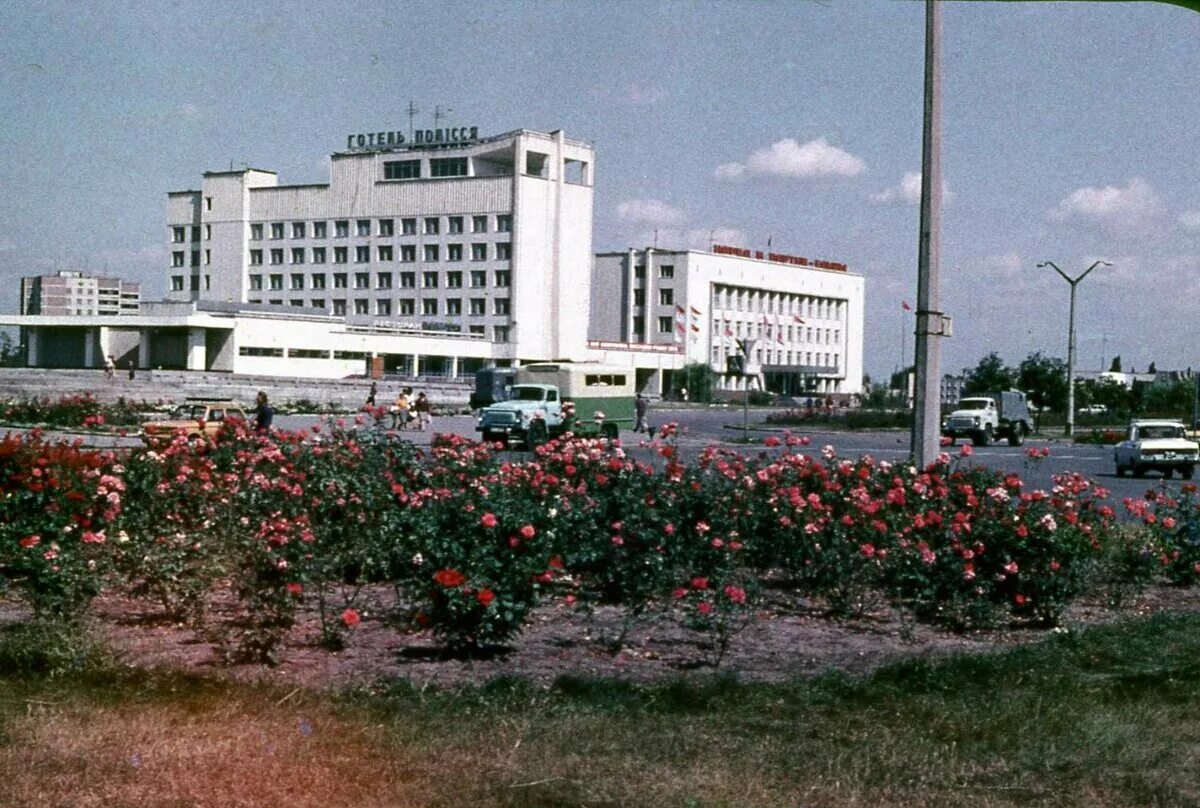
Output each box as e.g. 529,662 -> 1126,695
475,362 -> 635,447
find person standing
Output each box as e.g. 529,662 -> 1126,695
365,381 -> 377,408
391,389 -> 411,429
414,391 -> 432,432
104,355 -> 115,380
634,393 -> 649,433
254,391 -> 274,434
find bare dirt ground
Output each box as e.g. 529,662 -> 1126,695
7,582 -> 1200,691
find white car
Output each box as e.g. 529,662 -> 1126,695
1079,404 -> 1108,415
1114,420 -> 1199,479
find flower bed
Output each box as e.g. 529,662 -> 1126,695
0,418 -> 1186,668
0,394 -> 157,431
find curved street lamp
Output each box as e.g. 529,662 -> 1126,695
1037,260 -> 1112,436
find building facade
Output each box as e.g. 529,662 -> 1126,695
591,247 -> 865,396
165,129 -> 594,365
20,271 -> 140,317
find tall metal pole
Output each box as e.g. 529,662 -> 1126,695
1038,260 -> 1110,437
911,0 -> 943,468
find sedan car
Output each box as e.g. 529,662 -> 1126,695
141,400 -> 247,445
1114,420 -> 1199,479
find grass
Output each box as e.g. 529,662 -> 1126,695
3,613 -> 1200,806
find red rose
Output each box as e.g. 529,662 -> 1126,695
476,588 -> 496,607
18,535 -> 40,549
520,524 -> 535,539
548,555 -> 564,570
433,568 -> 467,588
697,602 -> 714,616
341,608 -> 361,628
286,582 -> 303,597
481,513 -> 498,529
690,576 -> 709,590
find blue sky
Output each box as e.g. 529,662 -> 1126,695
1,0 -> 1197,381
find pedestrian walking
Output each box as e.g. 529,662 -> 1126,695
680,386 -> 688,403
634,393 -> 650,433
414,391 -> 432,432
127,360 -> 136,380
365,381 -> 377,408
104,355 -> 115,380
390,388 -> 411,429
254,391 -> 274,434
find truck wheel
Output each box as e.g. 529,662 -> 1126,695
1133,463 -> 1145,478
527,420 -> 548,448
973,427 -> 991,447
1007,423 -> 1025,447
1183,465 -> 1195,480
1115,463 -> 1126,478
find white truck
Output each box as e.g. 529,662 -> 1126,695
942,390 -> 1032,447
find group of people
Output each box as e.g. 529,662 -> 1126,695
365,382 -> 432,431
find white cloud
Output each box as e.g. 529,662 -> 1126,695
630,226 -> 746,252
869,171 -> 924,205
1049,178 -> 1164,235
615,198 -> 686,227
623,82 -> 665,106
715,137 -> 866,182
177,103 -> 203,121
1178,210 -> 1200,233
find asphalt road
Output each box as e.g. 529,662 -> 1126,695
16,405 -> 1176,506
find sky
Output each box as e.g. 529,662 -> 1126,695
1,0 -> 1198,383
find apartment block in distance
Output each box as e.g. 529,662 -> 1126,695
20,271 -> 140,316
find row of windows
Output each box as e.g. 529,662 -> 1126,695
245,296 -> 509,317
172,225 -> 211,242
248,270 -> 510,291
632,288 -> 679,307
248,214 -> 511,241
170,275 -> 212,292
713,285 -> 845,321
712,345 -> 841,370
239,316 -> 509,343
382,156 -> 468,180
248,242 -> 511,265
633,264 -> 675,280
171,250 -> 209,267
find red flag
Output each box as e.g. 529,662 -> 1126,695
675,321 -> 686,333
724,327 -> 733,337
690,324 -> 700,333
793,315 -> 805,324
675,304 -> 686,315
901,300 -> 912,311
690,306 -> 702,316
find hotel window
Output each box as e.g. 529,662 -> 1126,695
191,225 -> 201,241
290,274 -> 304,290
429,157 -> 468,177
399,298 -> 415,315
354,299 -> 369,315
333,273 -> 348,289
172,226 -> 185,243
471,243 -> 487,261
378,218 -> 394,237
633,289 -> 644,306
204,225 -> 212,240
191,250 -> 200,266
312,247 -> 326,264
446,298 -> 462,316
270,249 -> 283,265
311,299 -> 325,310
171,276 -> 185,291
204,249 -> 211,265
659,265 -> 674,279
355,245 -> 370,263
377,245 -> 393,262
250,223 -> 263,240
376,272 -> 392,289
448,216 -> 464,234
496,214 -> 512,233
470,297 -> 486,315
376,299 -> 391,316
633,316 -> 645,338
422,271 -> 438,288
399,271 -> 416,288
494,298 -> 510,316
469,325 -> 485,336
269,274 -> 283,291
423,245 -> 439,262
313,221 -> 327,239
494,270 -> 510,287
470,270 -> 487,288
311,274 -> 326,290
658,288 -> 673,306
250,250 -> 263,266
249,275 -> 263,291
334,246 -> 348,263
422,298 -> 438,315
400,244 -> 416,263
354,272 -> 369,289
267,299 -> 283,306
291,248 -> 305,264
290,299 -> 304,308
423,217 -> 439,235
204,196 -> 212,211
333,299 -> 346,316
447,243 -> 463,262
446,271 -> 463,288
335,220 -> 349,238
271,223 -> 284,240
658,316 -> 673,334
356,219 -> 370,237
493,325 -> 510,342
472,215 -> 488,233
190,276 -> 201,291
292,222 -> 306,239
634,265 -> 645,279
401,217 -> 417,235
384,159 -> 421,180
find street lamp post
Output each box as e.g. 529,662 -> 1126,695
1037,260 -> 1111,437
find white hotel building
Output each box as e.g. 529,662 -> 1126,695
6,125 -> 864,397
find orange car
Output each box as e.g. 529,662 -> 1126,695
141,400 -> 247,445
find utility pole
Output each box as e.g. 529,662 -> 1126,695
911,0 -> 944,468
406,100 -> 420,141
1037,260 -> 1111,437
736,338 -> 757,442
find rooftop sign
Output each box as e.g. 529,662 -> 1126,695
346,126 -> 480,151
712,244 -> 847,273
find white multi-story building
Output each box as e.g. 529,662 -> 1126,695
591,246 -> 864,397
21,271 -> 140,317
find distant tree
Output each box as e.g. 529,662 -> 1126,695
1148,361 -> 1158,374
1109,355 -> 1122,373
1017,352 -> 1067,430
0,332 -> 22,367
678,362 -> 714,403
1141,379 -> 1192,418
963,353 -> 1014,395
890,365 -> 914,391
1091,377 -> 1131,415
